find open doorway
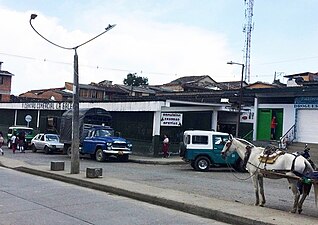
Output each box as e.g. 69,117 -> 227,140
257,109 -> 283,141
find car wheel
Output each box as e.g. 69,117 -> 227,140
67,146 -> 72,157
194,156 -> 210,172
44,146 -> 50,154
7,141 -> 12,149
32,144 -> 37,153
190,161 -> 195,169
95,148 -> 106,162
118,154 -> 129,162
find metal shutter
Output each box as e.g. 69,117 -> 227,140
296,109 -> 318,144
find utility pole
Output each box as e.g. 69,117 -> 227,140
227,61 -> 245,138
29,14 -> 116,174
243,0 -> 254,83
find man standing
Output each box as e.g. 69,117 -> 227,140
271,116 -> 277,140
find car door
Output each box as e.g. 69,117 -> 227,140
33,134 -> 41,149
212,135 -> 230,164
82,130 -> 95,154
38,135 -> 46,150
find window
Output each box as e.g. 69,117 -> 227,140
213,136 -> 229,147
192,135 -> 208,144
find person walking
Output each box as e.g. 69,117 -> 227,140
162,134 -> 170,158
18,131 -> 25,153
11,131 -> 18,154
0,132 -> 4,155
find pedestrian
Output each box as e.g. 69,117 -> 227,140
0,132 -> 4,155
18,131 -> 25,153
271,116 -> 277,140
162,134 -> 170,158
11,131 -> 18,154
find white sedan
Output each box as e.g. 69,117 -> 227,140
31,133 -> 64,154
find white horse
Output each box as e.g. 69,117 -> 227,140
221,136 -> 318,214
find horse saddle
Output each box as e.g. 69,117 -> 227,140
259,146 -> 285,164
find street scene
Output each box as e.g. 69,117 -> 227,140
1,1 -> 318,224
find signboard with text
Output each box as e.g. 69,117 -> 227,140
160,113 -> 183,127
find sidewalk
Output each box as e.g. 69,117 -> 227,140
129,154 -> 186,165
0,156 -> 317,225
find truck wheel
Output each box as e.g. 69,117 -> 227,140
190,161 -> 195,169
67,146 -> 72,157
95,148 -> 106,162
32,144 -> 37,153
194,156 -> 210,172
44,146 -> 50,154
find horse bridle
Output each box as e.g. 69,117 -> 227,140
221,139 -> 233,158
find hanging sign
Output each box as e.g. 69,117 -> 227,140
161,113 -> 183,127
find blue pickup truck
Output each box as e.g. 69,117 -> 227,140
60,108 -> 132,162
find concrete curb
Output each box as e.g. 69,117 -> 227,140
13,166 -> 272,225
129,158 -> 186,165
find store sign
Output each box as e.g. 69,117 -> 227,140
22,102 -> 73,110
294,97 -> 318,109
161,113 -> 183,127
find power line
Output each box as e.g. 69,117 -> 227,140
0,51 -> 174,76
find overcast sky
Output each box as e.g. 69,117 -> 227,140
0,0 -> 318,95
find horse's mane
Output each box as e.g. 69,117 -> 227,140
235,138 -> 255,147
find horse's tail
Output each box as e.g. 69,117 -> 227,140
314,183 -> 318,207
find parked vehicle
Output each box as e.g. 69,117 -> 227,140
296,144 -> 317,170
179,130 -> 245,172
60,108 -> 132,162
31,133 -> 64,154
7,126 -> 35,150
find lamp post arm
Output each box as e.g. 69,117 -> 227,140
30,17 -> 116,51
29,18 -> 74,50
74,24 -> 116,49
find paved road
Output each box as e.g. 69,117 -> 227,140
2,147 -> 318,218
0,166 -> 228,225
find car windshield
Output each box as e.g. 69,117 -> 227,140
95,129 -> 113,137
46,135 -> 59,142
17,129 -> 33,135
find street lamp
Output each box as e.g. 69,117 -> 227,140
227,61 -> 245,138
30,14 -> 116,174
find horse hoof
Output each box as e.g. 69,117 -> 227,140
298,209 -> 303,214
259,204 -> 264,207
290,210 -> 296,214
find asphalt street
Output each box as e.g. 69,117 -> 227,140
1,147 -> 318,225
0,166 -> 228,225
2,147 -> 318,218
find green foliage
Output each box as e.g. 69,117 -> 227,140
123,73 -> 148,87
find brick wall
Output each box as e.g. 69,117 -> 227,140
0,75 -> 12,102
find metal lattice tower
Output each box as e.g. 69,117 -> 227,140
243,0 -> 254,83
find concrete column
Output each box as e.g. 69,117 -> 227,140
152,111 -> 161,156
253,97 -> 258,141
14,110 -> 17,126
36,110 -> 40,131
211,110 -> 218,131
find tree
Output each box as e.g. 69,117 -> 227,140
124,73 -> 148,87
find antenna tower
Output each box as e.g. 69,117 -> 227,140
243,0 -> 254,83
